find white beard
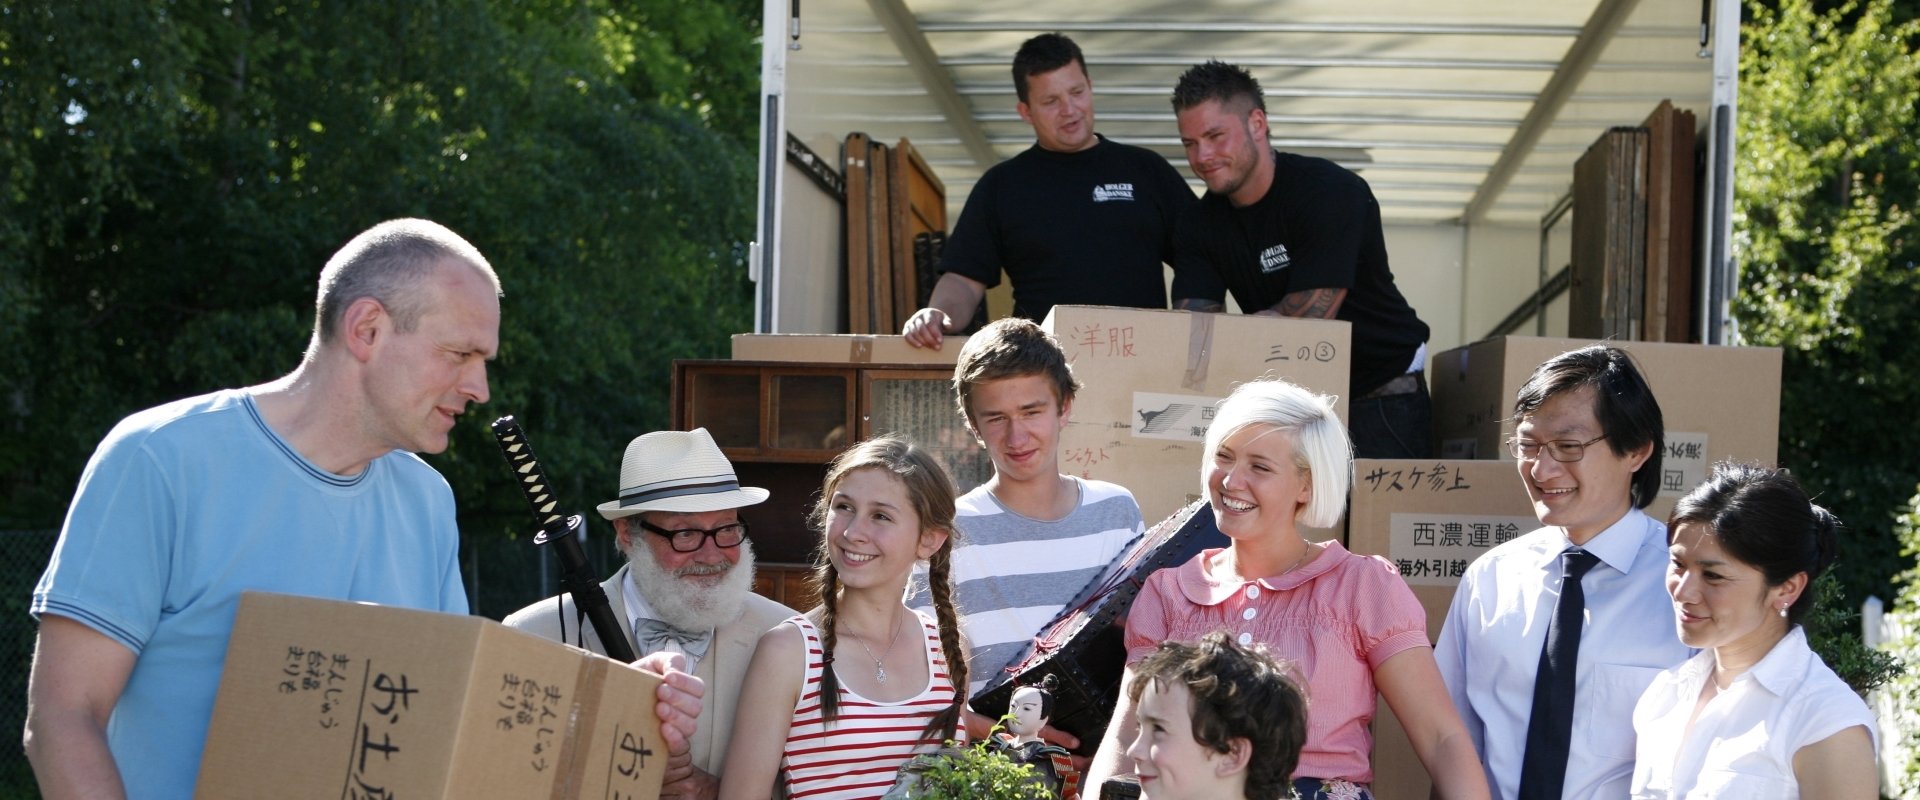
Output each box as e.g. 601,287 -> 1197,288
624,539 -> 754,633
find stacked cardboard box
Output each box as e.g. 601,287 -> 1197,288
731,333 -> 966,365
196,592 -> 665,800
1041,306 -> 1351,526
1347,458 -> 1538,800
1347,459 -> 1539,635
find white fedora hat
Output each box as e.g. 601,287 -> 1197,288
596,428 -> 769,519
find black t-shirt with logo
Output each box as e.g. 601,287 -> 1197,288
1171,149 -> 1429,396
941,134 -> 1193,322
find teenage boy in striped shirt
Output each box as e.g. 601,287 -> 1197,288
908,317 -> 1145,743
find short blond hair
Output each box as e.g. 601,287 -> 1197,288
1201,379 -> 1350,528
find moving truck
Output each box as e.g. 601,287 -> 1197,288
729,4 -> 1759,795
745,0 -> 1745,351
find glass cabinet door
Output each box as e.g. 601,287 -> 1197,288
685,369 -> 761,449
769,372 -> 852,455
863,370 -> 991,495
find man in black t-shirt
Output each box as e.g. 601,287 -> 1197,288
1170,60 -> 1434,458
903,33 -> 1192,349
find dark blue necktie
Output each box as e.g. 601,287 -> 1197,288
1518,548 -> 1601,800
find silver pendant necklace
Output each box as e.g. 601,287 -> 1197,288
848,606 -> 906,684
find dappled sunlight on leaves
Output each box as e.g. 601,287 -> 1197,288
0,1 -> 762,543
1735,0 -> 1920,615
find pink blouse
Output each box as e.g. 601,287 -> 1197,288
1125,542 -> 1428,784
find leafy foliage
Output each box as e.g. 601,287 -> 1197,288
1874,484 -> 1920,795
1806,571 -> 1903,693
883,738 -> 1056,800
1734,0 -> 1920,606
0,0 -> 761,601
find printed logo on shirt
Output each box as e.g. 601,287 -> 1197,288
1091,183 -> 1136,202
1259,243 -> 1291,273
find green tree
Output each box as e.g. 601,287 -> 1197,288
1875,484 -> 1920,795
1805,571 -> 1903,693
0,0 -> 761,585
1735,0 -> 1920,606
2,3 -> 765,786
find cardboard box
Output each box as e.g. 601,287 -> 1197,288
196,592 -> 665,800
1429,336 -> 1782,510
1345,459 -> 1539,800
1346,460 -> 1537,644
1041,305 -> 1351,525
731,333 -> 967,365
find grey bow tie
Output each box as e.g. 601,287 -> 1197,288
633,617 -> 711,663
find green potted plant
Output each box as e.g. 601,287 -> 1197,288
881,720 -> 1058,799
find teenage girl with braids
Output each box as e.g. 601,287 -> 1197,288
720,434 -> 969,800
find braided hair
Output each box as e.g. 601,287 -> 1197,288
806,434 -> 967,740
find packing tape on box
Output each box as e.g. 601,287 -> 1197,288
1184,312 -> 1215,391
547,655 -> 610,800
848,336 -> 874,363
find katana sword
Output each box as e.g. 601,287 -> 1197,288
492,415 -> 639,664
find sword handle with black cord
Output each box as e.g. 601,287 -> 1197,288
491,415 -> 639,664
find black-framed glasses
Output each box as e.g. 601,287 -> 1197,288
1507,434 -> 1608,463
637,520 -> 748,553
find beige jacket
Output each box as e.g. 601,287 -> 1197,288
502,563 -> 795,776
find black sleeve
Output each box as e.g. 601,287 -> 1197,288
1282,168 -> 1373,294
1169,207 -> 1226,303
935,167 -> 1004,288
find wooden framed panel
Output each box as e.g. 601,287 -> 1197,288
676,361 -> 763,454
1570,127 -> 1649,340
870,142 -> 895,332
1641,101 -> 1699,343
675,361 -> 855,463
765,368 -> 855,457
889,139 -> 947,332
844,133 -> 876,333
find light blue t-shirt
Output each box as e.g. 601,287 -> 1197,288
32,389 -> 468,800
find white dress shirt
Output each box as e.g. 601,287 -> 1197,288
1629,626 -> 1875,799
1434,508 -> 1694,799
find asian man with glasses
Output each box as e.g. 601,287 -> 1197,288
1433,345 -> 1692,800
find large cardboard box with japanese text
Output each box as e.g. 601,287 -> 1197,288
1345,459 -> 1539,800
1428,336 -> 1782,516
196,592 -> 665,800
731,333 -> 966,365
1041,306 -> 1350,526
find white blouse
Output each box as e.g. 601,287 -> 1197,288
1630,626 -> 1875,799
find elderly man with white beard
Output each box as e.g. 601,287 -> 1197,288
505,429 -> 794,800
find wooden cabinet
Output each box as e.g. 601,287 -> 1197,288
681,364 -> 853,460
751,566 -> 822,613
673,360 -> 985,596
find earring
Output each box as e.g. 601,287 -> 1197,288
1778,605 -> 1788,619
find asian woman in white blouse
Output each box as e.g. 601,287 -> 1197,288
1630,463 -> 1876,799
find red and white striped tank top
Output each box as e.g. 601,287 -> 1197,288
781,611 -> 960,800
